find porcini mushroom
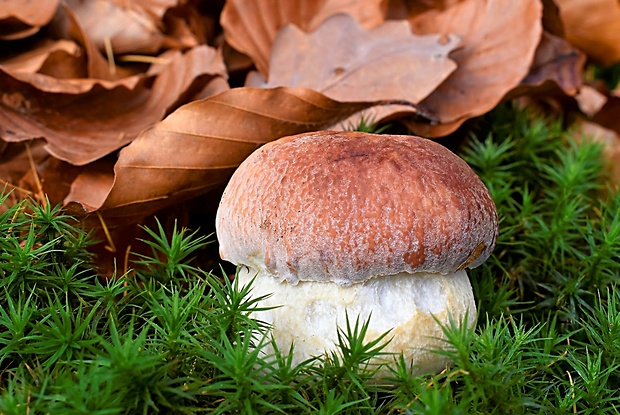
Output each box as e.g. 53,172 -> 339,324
215,131 -> 498,375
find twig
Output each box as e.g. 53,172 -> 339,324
96,211 -> 116,253
104,37 -> 116,76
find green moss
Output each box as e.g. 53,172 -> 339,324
1,105 -> 620,413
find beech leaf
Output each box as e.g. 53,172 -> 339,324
0,45 -> 228,165
65,87 -> 417,224
0,0 -> 60,40
555,0 -> 620,66
0,39 -> 85,78
408,0 -> 543,135
66,0 -> 179,55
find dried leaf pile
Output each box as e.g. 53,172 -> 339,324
1,0 -> 619,268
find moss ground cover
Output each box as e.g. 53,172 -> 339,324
1,105 -> 619,414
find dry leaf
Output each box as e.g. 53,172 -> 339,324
541,0 -> 564,37
555,0 -> 620,66
66,0 -> 179,55
593,95 -> 620,137
572,118 -> 620,188
574,85 -> 607,118
0,140 -> 48,200
514,31 -> 585,97
221,0 -> 385,76
0,0 -> 60,40
407,0 -> 543,136
0,39 -> 85,79
65,87 -> 417,224
252,14 -> 459,107
0,45 -> 228,165
385,0 -> 466,19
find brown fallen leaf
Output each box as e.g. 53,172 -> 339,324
159,2 -> 215,51
574,85 -> 607,118
554,0 -> 620,66
572,118 -> 620,188
0,0 -> 60,40
0,39 -> 85,79
0,45 -> 228,165
0,140 -> 48,203
42,3 -> 120,81
407,0 -> 543,136
593,95 -> 620,137
65,87 -> 418,225
66,0 -> 180,55
385,0 -> 466,19
541,0 -> 564,37
221,0 -> 385,77
512,31 -> 585,97
251,14 -> 459,107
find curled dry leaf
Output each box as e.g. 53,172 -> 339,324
0,45 -> 228,165
253,14 -> 459,106
0,39 -> 85,79
65,87 -> 417,225
407,0 -> 543,136
66,0 -> 179,55
221,0 -> 385,76
512,31 -> 585,97
0,0 -> 60,40
554,0 -> 620,66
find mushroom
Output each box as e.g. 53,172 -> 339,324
215,131 -> 498,375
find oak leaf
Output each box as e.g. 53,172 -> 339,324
251,14 -> 459,106
221,0 -> 385,76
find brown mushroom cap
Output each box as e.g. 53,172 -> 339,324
216,131 -> 498,286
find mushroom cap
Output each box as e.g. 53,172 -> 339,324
216,131 -> 498,286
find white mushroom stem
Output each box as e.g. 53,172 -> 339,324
238,267 -> 476,374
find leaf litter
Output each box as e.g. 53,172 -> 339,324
0,0 -> 619,262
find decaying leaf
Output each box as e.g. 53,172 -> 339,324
513,31 -> 585,97
66,0 -> 180,55
555,0 -> 620,66
407,0 -> 543,136
0,45 -> 228,165
65,87 -> 417,224
0,0 -> 60,40
252,14 -> 459,106
221,0 -> 385,76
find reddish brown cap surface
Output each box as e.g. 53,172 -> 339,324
216,131 -> 498,285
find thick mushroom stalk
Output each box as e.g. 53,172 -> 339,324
216,131 -> 498,375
